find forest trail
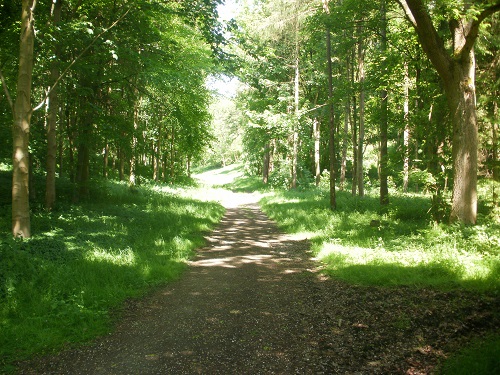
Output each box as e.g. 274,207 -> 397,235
18,193 -> 329,374
17,169 -> 498,374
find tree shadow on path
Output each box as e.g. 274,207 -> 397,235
17,194 -> 500,375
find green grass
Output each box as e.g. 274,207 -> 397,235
439,335 -> 500,375
253,178 -> 499,374
258,186 -> 500,292
0,173 -> 224,372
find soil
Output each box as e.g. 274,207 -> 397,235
17,191 -> 499,374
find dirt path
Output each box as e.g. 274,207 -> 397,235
17,192 -> 499,374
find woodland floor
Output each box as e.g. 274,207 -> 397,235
16,190 -> 499,374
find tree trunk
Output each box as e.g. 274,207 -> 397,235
103,143 -> 109,178
379,0 -> 389,206
357,23 -> 365,197
263,141 -> 270,184
397,0 -> 500,223
447,54 -> 478,224
313,118 -> 321,186
351,92 -> 358,196
493,100 -> 499,181
326,27 -> 336,209
291,56 -> 300,189
403,61 -> 410,193
340,62 -> 350,191
119,147 -> 124,181
12,0 -> 36,238
45,0 -> 62,211
129,98 -> 139,186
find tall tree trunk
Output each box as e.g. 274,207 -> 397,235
313,118 -> 321,186
403,61 -> 410,193
340,52 -> 350,191
170,127 -> 175,181
323,0 -> 336,208
493,99 -> 499,181
351,88 -> 358,196
447,52 -> 478,223
326,27 -> 336,209
12,0 -> 36,237
379,0 -> 389,205
45,0 -> 62,211
129,97 -> 139,186
119,147 -> 124,181
397,0 -> 500,223
263,141 -> 270,184
291,51 -> 300,189
103,143 -> 109,178
58,121 -> 63,177
357,23 -> 365,197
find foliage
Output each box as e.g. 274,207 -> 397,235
0,175 -> 224,372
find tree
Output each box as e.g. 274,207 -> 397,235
11,0 -> 36,238
396,0 -> 500,224
45,0 -> 62,211
379,0 -> 389,205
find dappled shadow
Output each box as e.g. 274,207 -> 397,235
15,194 -> 500,375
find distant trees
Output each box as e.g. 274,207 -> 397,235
0,0 -> 224,237
233,0 -> 500,224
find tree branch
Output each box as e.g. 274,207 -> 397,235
461,2 -> 500,56
0,67 -> 14,112
395,0 -> 417,27
32,6 -> 133,112
395,0 -> 452,82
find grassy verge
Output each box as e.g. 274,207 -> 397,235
439,335 -> 500,375
226,171 -> 499,372
0,174 -> 224,372
258,186 -> 499,292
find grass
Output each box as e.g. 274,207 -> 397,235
235,174 -> 499,373
439,335 -> 500,375
0,172 -> 224,372
256,186 -> 500,292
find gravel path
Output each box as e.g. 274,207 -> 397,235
17,192 -> 499,374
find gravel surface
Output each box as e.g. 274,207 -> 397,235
17,192 -> 499,374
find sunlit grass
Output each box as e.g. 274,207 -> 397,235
0,175 -> 224,372
260,186 -> 500,291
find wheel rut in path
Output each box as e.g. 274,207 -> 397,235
19,196 -> 323,374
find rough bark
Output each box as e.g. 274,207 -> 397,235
12,0 -> 36,238
493,100 -> 499,181
447,52 -> 478,223
397,0 -> 500,223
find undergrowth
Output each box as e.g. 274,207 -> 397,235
438,335 -> 500,375
258,184 -> 499,292
0,173 -> 224,372
244,174 -> 499,374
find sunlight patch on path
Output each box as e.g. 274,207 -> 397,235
193,165 -> 263,208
